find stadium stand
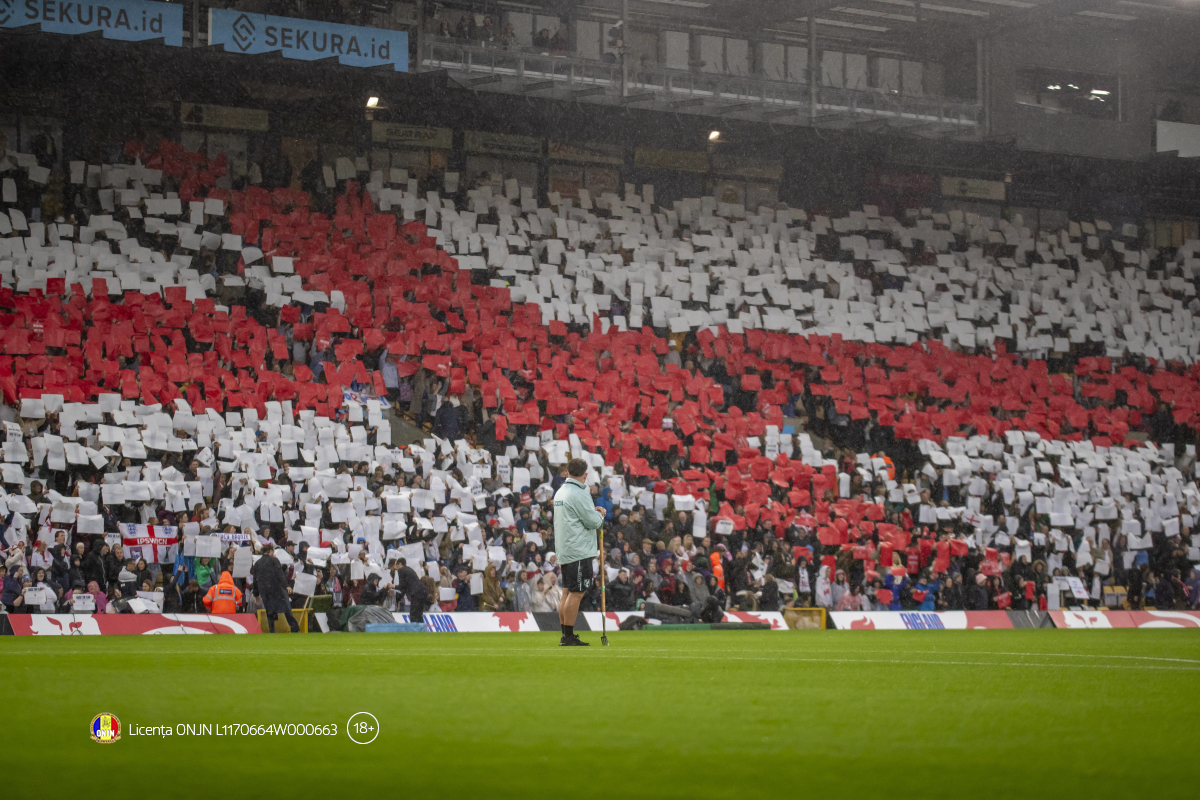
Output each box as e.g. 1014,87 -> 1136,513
1,115 -> 1199,625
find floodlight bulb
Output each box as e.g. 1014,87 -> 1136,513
366,97 -> 380,108
708,130 -> 721,141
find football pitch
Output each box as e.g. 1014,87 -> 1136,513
4,630 -> 1198,797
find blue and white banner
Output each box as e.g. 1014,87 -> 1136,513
208,8 -> 407,71
0,0 -> 183,46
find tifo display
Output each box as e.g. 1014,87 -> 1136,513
1,137 -> 1198,631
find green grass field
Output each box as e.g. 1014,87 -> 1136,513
3,630 -> 1198,797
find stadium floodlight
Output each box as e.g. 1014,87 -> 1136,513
366,96 -> 380,108
708,130 -> 721,141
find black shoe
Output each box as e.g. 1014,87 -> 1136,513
559,634 -> 590,646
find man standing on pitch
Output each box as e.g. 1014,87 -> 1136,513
554,458 -> 606,646
394,557 -> 430,623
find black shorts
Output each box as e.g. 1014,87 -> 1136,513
560,558 -> 594,594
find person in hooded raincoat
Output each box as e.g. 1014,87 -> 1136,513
202,571 -> 243,614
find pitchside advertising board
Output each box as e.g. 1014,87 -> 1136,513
830,610 -> 1200,630
208,8 -> 408,71
830,611 -> 1016,630
391,611 -> 791,632
7,614 -> 262,635
7,610 -> 1200,635
0,0 -> 183,46
1050,610 -> 1200,628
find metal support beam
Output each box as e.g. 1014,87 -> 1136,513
623,92 -> 657,104
671,97 -> 706,109
719,102 -> 759,115
621,0 -> 629,99
976,38 -> 989,137
808,15 -> 818,125
573,86 -> 608,99
468,75 -> 502,87
812,112 -> 855,128
522,80 -> 556,92
415,0 -> 425,74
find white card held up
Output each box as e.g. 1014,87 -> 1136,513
293,572 -> 319,596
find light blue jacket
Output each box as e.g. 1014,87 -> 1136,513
553,478 -> 603,565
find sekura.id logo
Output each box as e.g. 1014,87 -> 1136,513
0,0 -> 16,27
231,13 -> 256,51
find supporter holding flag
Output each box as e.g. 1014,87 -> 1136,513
814,565 -> 833,608
883,568 -> 908,612
913,570 -> 940,612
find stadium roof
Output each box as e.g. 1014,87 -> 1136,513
497,0 -> 1200,46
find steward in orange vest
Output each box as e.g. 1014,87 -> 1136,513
203,571 -> 242,613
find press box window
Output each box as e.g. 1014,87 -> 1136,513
1015,68 -> 1119,120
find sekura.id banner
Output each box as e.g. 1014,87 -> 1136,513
0,1 -> 183,46
208,8 -> 408,71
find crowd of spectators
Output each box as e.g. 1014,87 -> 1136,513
1,129 -> 1198,627
433,11 -> 569,55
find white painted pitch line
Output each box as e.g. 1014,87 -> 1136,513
673,648 -> 1200,665
836,649 -> 1200,665
11,648 -> 1200,671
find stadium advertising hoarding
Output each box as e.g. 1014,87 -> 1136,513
393,612 -> 543,633
830,611 -> 1016,629
10,610 -> 1200,635
7,614 -> 262,635
867,170 -> 937,195
0,0 -> 183,45
941,175 -> 1007,202
1050,610 -> 1200,628
181,103 -> 270,132
390,611 -> 790,632
579,611 -> 787,631
711,154 -> 783,182
372,123 -> 453,150
208,8 -> 408,71
634,147 -> 709,173
831,610 -> 1200,629
5,612 -> 788,635
548,140 -> 625,166
464,131 -> 543,158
